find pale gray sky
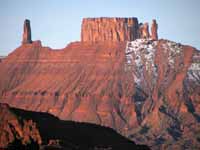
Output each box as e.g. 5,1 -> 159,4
0,0 -> 200,55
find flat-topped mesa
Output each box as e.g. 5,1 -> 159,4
81,17 -> 159,42
81,17 -> 139,42
22,19 -> 32,44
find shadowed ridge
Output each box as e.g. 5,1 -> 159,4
0,103 -> 150,150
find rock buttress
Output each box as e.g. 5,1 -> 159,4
81,17 -> 139,42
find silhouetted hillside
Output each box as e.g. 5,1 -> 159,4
0,103 -> 150,150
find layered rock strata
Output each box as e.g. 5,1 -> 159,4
0,18 -> 200,150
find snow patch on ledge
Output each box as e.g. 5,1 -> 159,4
187,53 -> 200,82
162,41 -> 183,67
125,39 -> 158,86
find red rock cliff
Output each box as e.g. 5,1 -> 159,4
2,18 -> 199,150
139,23 -> 150,39
81,17 -> 139,42
81,17 -> 159,42
151,19 -> 158,40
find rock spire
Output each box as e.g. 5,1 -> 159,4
151,19 -> 158,40
139,23 -> 150,39
22,19 -> 32,44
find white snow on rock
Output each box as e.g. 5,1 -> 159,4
187,53 -> 200,82
125,39 -> 158,86
125,38 -> 200,86
162,41 -> 183,67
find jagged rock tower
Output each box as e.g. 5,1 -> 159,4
81,17 -> 158,42
139,23 -> 150,39
151,19 -> 158,40
81,17 -> 139,42
22,19 -> 32,44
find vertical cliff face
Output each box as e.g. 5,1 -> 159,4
81,17 -> 159,42
22,19 -> 32,44
81,17 -> 139,42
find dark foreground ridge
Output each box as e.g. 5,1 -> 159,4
0,103 -> 150,150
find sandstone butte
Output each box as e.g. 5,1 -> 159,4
0,17 -> 200,150
81,17 -> 158,42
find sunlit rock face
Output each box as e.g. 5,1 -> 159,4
139,23 -> 150,39
81,17 -> 139,42
0,103 -> 41,148
151,20 -> 158,40
81,17 -> 158,42
0,18 -> 200,150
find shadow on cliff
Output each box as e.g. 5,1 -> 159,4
5,105 -> 150,150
